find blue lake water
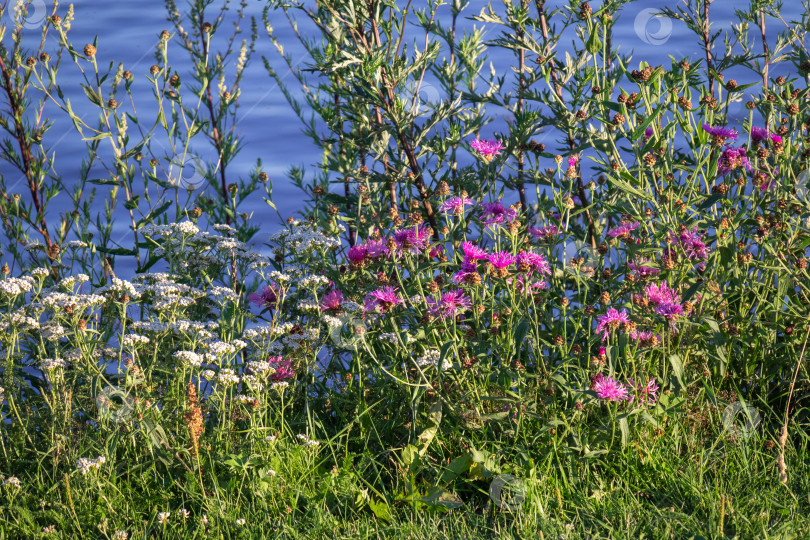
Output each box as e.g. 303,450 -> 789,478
0,0 -> 802,274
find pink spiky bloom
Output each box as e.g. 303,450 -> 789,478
365,238 -> 388,259
393,225 -> 431,255
348,244 -> 367,264
528,225 -> 560,242
702,123 -> 738,144
439,195 -> 474,216
591,373 -> 630,402
268,355 -> 295,380
607,221 -> 640,239
320,289 -> 344,312
470,138 -> 504,161
479,199 -> 518,228
595,307 -> 630,342
567,155 -> 578,168
462,241 -> 489,261
489,251 -> 517,270
516,251 -> 551,275
750,126 -> 781,144
627,377 -> 659,405
248,284 -> 278,309
718,146 -> 752,176
628,258 -> 660,278
666,226 -> 709,262
427,289 -> 472,320
364,286 -> 404,313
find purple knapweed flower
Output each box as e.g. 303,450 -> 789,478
479,199 -> 519,229
470,138 -> 505,161
644,126 -> 654,140
320,289 -> 344,312
489,251 -> 517,270
427,290 -> 472,320
607,221 -> 640,239
750,126 -> 781,144
718,146 -> 752,176
702,123 -> 738,144
364,286 -> 404,313
628,259 -> 660,278
462,241 -> 489,261
666,226 -> 710,262
393,225 -> 431,256
627,377 -> 659,405
528,225 -> 561,242
348,245 -> 367,264
516,251 -> 551,275
595,308 -> 631,342
365,238 -> 388,259
268,355 -> 295,381
439,195 -> 474,216
591,373 -> 630,402
248,284 -> 278,309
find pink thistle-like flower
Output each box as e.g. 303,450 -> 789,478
644,281 -> 679,307
509,274 -> 548,296
364,286 -> 404,312
462,241 -> 489,261
644,126 -> 654,140
629,329 -> 660,347
666,226 -> 709,262
627,377 -> 659,405
320,289 -> 344,312
516,251 -> 551,275
348,245 -> 367,264
591,373 -> 630,402
567,155 -> 578,168
470,138 -> 504,161
718,146 -> 752,176
489,251 -> 517,270
427,289 -> 472,320
268,355 -> 295,381
702,123 -> 738,144
750,126 -> 781,144
439,195 -> 474,216
248,284 -> 278,309
607,221 -> 640,239
479,199 -> 518,229
365,238 -> 388,259
628,259 -> 660,278
393,225 -> 431,255
528,225 -> 561,242
595,307 -> 631,342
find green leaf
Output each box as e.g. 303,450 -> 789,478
368,498 -> 392,521
586,31 -> 602,54
669,354 -> 685,389
81,84 -> 103,106
136,201 -> 173,228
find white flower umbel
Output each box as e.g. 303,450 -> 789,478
76,455 -> 106,475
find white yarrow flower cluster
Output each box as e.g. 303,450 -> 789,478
76,456 -> 106,475
0,276 -> 36,296
121,334 -> 150,347
296,433 -> 320,446
415,349 -> 452,370
173,351 -> 206,367
299,275 -> 329,288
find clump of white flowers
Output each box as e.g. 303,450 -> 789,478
76,456 -> 106,475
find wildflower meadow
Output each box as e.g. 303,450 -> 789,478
1,0 -> 810,538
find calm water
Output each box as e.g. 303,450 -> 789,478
0,0 -> 802,273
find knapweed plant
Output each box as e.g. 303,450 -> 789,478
1,0 -> 810,537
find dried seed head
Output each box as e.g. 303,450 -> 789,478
725,79 -> 738,91
160,30 -> 170,41
201,22 -> 212,33
149,65 -> 160,76
25,56 -> 36,67
122,70 -> 132,80
107,98 -> 117,109
775,76 -> 786,86
169,74 -> 180,87
84,44 -> 96,57
1,264 -> 9,275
